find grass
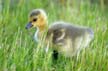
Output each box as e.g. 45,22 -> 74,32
0,0 -> 108,71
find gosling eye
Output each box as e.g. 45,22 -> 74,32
32,18 -> 37,22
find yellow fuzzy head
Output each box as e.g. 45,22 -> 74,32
26,9 -> 47,31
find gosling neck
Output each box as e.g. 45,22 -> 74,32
35,23 -> 48,42
38,23 -> 48,32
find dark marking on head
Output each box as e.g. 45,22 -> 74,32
29,10 -> 41,17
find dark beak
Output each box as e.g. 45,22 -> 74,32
25,22 -> 33,29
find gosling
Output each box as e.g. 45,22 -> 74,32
25,9 -> 94,58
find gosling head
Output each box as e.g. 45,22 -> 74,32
26,9 -> 48,31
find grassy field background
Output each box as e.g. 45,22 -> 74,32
0,0 -> 108,71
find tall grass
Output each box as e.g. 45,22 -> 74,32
0,0 -> 108,71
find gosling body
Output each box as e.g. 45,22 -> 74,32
46,22 -> 93,57
25,9 -> 94,58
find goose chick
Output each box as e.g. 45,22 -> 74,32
25,9 -> 94,58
